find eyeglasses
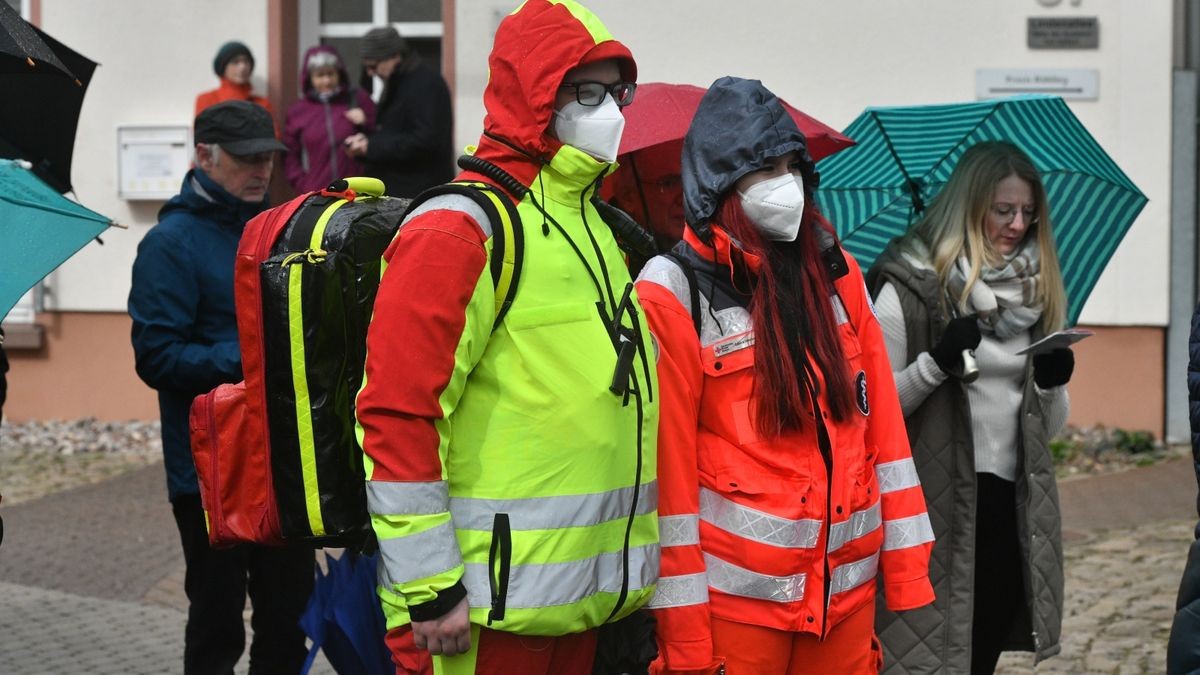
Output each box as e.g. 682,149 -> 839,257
990,203 -> 1039,226
559,81 -> 637,107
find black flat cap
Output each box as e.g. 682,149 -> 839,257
194,100 -> 287,156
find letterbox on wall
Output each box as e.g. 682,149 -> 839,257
117,126 -> 191,200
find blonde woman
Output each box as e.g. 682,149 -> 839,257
867,141 -> 1071,674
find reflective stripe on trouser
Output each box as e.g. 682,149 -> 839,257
699,488 -> 821,549
705,550 -> 882,602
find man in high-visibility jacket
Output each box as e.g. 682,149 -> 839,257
355,2 -> 659,673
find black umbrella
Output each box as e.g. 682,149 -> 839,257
0,1 -> 75,79
0,6 -> 96,193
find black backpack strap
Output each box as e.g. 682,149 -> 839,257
401,182 -> 524,331
663,252 -> 701,337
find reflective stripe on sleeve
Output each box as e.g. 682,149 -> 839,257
461,543 -> 660,610
830,551 -> 880,595
826,501 -> 882,553
450,481 -> 658,531
659,513 -> 700,547
646,572 -> 709,609
377,519 -> 463,589
704,552 -> 807,603
875,458 -> 921,493
699,487 -> 821,549
882,513 -> 935,551
366,480 -> 449,516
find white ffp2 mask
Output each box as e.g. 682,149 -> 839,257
738,174 -> 805,242
553,96 -> 626,163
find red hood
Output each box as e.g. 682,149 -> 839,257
477,0 -> 636,172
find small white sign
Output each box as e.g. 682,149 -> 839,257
975,68 -> 1099,100
118,126 -> 191,200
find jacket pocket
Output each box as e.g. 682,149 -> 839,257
705,469 -> 821,548
189,381 -> 282,547
504,302 -> 592,331
701,336 -> 757,444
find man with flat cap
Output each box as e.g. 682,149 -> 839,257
344,26 -> 452,197
129,100 -> 314,674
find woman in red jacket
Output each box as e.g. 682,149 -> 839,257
636,77 -> 936,675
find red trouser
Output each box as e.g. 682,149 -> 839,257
387,624 -> 598,675
711,600 -> 882,675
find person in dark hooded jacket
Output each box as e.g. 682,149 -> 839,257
636,77 -> 934,675
283,45 -> 376,194
343,26 -> 452,198
129,101 -> 314,675
1167,301 -> 1200,674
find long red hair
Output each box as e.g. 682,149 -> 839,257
715,196 -> 854,435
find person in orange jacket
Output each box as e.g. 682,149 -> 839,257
635,77 -> 936,675
195,41 -> 273,117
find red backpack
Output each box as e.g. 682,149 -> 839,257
188,176 -> 523,548
188,178 -> 410,547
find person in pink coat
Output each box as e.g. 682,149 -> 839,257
283,45 -> 376,194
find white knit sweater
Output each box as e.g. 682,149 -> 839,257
874,280 -> 1070,482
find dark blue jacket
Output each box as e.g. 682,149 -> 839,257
128,168 -> 265,500
1168,301 -> 1200,673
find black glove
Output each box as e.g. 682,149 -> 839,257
1033,347 -> 1074,389
930,317 -> 982,374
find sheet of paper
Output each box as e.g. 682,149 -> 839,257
1014,327 -> 1095,356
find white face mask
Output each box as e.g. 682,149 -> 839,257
738,173 -> 805,242
552,95 -> 626,163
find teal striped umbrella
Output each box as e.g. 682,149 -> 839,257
816,94 -> 1147,325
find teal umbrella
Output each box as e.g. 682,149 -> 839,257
0,159 -> 112,319
816,94 -> 1148,325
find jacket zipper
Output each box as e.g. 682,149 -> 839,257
323,100 -> 339,182
807,381 -> 835,639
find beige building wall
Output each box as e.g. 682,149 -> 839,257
450,0 -> 1172,436
1,1 -> 1176,438
2,1 -> 270,423
5,313 -> 158,423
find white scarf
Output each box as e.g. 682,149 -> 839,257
947,240 -> 1043,340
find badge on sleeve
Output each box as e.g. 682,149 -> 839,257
855,370 -> 869,416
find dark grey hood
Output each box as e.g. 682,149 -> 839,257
680,76 -> 818,230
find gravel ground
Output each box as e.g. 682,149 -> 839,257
0,419 -> 163,505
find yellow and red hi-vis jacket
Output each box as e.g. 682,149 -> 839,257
355,0 -> 658,650
636,227 -> 935,672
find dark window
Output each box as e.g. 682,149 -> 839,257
320,0 -> 372,23
388,0 -> 441,22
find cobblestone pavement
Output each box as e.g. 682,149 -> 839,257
0,463 -> 335,674
992,458 -> 1198,674
0,442 -> 1196,673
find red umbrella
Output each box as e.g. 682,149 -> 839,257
619,82 -> 853,160
608,82 -> 854,260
